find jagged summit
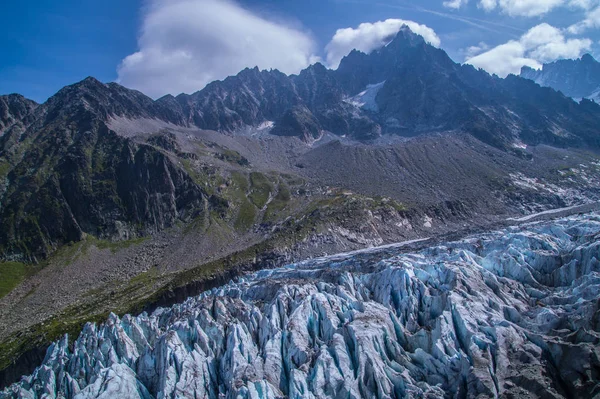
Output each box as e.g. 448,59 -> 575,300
68,29 -> 596,150
0,94 -> 38,134
4,28 -> 600,150
520,53 -> 600,102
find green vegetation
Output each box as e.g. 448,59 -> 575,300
371,195 -> 408,212
0,261 -> 33,299
0,159 -> 11,179
0,264 -> 169,373
264,182 -> 291,222
181,159 -> 226,196
235,199 -> 257,230
230,171 -> 249,193
226,171 -> 257,230
216,149 -> 249,166
181,159 -> 200,183
248,172 -> 273,209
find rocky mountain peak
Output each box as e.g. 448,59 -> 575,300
43,77 -> 183,126
0,94 -> 39,134
236,66 -> 261,80
5,30 -> 599,150
299,62 -> 329,77
520,65 -> 537,75
581,53 -> 596,63
387,24 -> 426,48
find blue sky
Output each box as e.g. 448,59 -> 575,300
1,0 -> 599,102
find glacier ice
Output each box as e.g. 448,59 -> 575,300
2,214 -> 600,398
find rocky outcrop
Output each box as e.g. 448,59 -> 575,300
271,106 -> 322,141
3,213 -> 599,398
0,95 -> 38,136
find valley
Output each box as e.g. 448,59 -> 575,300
1,26 -> 600,396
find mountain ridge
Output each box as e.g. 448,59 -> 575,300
6,28 -> 600,150
520,53 -> 600,103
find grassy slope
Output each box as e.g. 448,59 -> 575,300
0,262 -> 34,299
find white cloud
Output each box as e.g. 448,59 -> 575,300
463,42 -> 490,58
479,0 -> 498,11
325,19 -> 441,69
466,23 -> 592,76
467,41 -> 543,76
568,0 -> 598,10
477,0 -> 594,16
497,0 -> 565,16
443,0 -> 469,9
568,5 -> 600,33
117,0 -> 319,98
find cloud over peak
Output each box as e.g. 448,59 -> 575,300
117,0 -> 319,98
325,19 -> 441,69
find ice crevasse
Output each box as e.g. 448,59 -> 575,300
2,214 -> 600,398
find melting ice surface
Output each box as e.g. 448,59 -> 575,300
3,214 -> 600,399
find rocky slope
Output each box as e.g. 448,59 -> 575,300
2,213 -> 600,398
521,54 -> 600,103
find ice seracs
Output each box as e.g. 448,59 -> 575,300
2,213 -> 600,398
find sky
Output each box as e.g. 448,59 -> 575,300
1,0 -> 599,102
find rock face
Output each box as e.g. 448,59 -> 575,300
521,54 -> 600,103
0,79 -> 209,261
3,213 -> 599,398
0,95 -> 38,136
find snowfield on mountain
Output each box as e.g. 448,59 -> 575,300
3,213 -> 600,399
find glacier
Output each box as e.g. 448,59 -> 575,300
2,214 -> 600,398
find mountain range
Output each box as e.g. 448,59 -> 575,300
520,53 -> 600,103
1,26 -> 600,392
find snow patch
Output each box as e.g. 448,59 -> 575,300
423,215 -> 433,228
344,81 -> 386,112
511,141 -> 527,150
257,120 -> 274,130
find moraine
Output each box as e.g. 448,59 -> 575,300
2,214 -> 600,399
